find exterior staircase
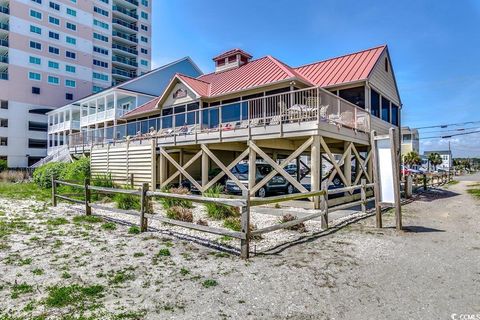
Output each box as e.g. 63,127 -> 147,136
29,145 -> 72,168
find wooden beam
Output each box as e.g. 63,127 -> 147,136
161,149 -> 202,189
160,148 -> 203,192
203,148 -> 249,191
370,130 -> 382,228
311,135 -> 321,208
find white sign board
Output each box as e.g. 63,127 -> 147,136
376,137 -> 395,204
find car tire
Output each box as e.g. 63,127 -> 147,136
257,187 -> 267,198
286,184 -> 294,194
333,177 -> 341,187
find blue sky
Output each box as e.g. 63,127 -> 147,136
151,0 -> 480,157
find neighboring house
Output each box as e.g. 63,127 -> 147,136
44,57 -> 202,158
401,126 -> 420,155
0,0 -> 152,167
424,150 -> 453,171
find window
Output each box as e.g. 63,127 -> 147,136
66,36 -> 76,45
141,24 -> 148,31
385,57 -> 389,73
94,6 -> 109,16
49,46 -> 59,55
92,86 -> 104,93
0,119 -> 8,127
65,65 -> 75,73
391,104 -> 399,126
339,86 -> 365,109
31,0 -> 42,4
141,0 -> 148,6
93,59 -> 108,68
30,25 -> 42,35
66,8 -> 76,16
30,41 -> 42,50
28,121 -> 47,132
93,32 -> 108,42
49,2 -> 60,10
141,60 -> 148,67
65,79 -> 76,87
0,100 -> 8,109
93,19 -> 109,29
66,22 -> 76,31
93,72 -> 108,81
66,51 -> 76,59
29,139 -> 47,149
66,93 -> 73,100
98,0 -> 108,3
29,56 -> 41,65
141,11 -> 148,19
48,75 -> 59,85
29,108 -> 52,115
370,89 -> 380,118
0,137 -> 7,146
140,36 -> 148,43
381,96 -> 390,122
30,9 -> 42,20
49,31 -> 60,40
93,46 -> 108,55
141,48 -> 148,54
48,61 -> 59,69
49,16 -> 60,25
29,72 -> 41,81
32,87 -> 41,94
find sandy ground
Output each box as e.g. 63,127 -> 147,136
0,174 -> 479,319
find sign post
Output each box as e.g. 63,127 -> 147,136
371,128 -> 402,230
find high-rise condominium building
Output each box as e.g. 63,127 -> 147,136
0,0 -> 152,167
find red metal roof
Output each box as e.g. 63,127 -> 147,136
123,45 -> 387,119
294,45 -> 386,87
212,48 -> 253,61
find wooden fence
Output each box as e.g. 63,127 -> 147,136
51,176 -> 375,259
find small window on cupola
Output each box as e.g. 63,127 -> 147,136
213,49 -> 253,73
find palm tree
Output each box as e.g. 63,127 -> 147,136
403,151 -> 422,168
427,153 -> 442,171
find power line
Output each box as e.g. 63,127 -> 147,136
421,130 -> 480,140
415,120 -> 480,130
421,126 -> 480,134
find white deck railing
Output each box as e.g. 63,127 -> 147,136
69,87 -> 370,147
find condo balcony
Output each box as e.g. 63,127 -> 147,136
112,5 -> 138,21
0,38 -> 8,52
112,67 -> 137,80
114,0 -> 139,9
0,22 -> 8,32
112,55 -> 138,68
112,43 -> 138,57
112,18 -> 138,32
0,71 -> 7,80
0,5 -> 8,15
112,30 -> 138,45
0,55 -> 7,64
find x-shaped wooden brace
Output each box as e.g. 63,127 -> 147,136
320,137 -> 350,187
351,144 -> 372,185
249,138 -> 311,196
201,145 -> 248,193
160,148 -> 203,192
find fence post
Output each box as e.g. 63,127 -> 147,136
405,175 -> 413,198
360,178 -> 366,213
84,178 -> 91,215
240,190 -> 250,259
51,176 -> 57,207
140,183 -> 149,232
130,173 -> 134,189
423,174 -> 427,191
320,181 -> 329,229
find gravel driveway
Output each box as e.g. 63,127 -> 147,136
0,175 -> 479,319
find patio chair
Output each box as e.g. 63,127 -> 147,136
269,115 -> 282,125
250,118 -> 260,127
339,111 -> 354,128
239,120 -> 249,129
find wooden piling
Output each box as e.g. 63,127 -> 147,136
84,178 -> 91,215
140,183 -> 149,232
51,176 -> 57,207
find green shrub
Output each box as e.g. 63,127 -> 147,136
92,173 -> 115,188
159,187 -> 193,209
61,157 -> 90,182
204,185 -> 239,220
33,162 -> 68,188
0,159 -> 7,172
114,186 -> 141,211
223,216 -> 241,231
128,226 -> 140,234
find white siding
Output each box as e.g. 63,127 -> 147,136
368,50 -> 400,105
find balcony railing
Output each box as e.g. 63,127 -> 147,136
112,43 -> 138,55
0,23 -> 8,31
112,5 -> 138,19
69,87 -> 371,147
112,30 -> 138,43
0,56 -> 7,63
112,68 -> 136,78
112,55 -> 138,67
0,6 -> 9,14
48,120 -> 80,133
112,18 -> 138,31
0,72 -> 7,80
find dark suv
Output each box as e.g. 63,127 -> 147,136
225,163 -> 294,197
